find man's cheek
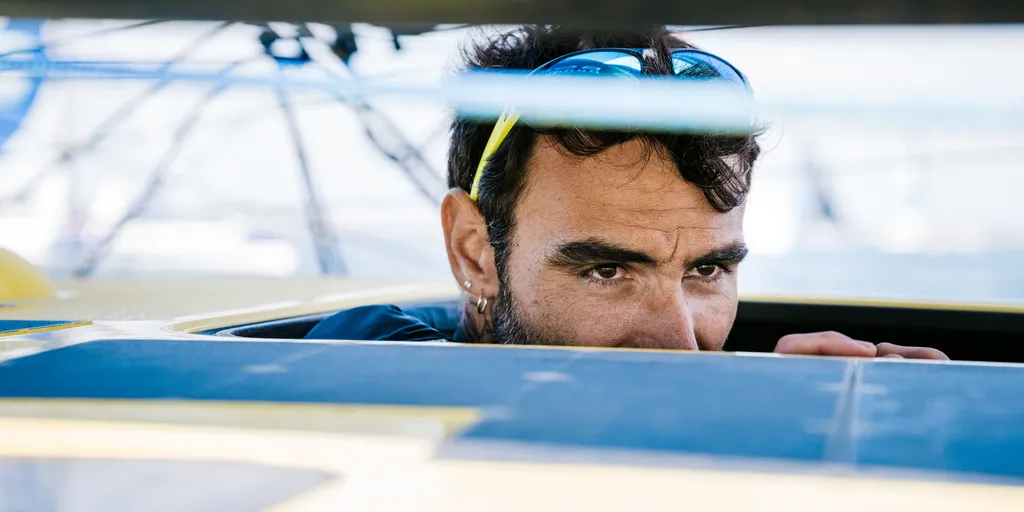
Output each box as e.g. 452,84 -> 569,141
554,297 -> 641,347
519,286 -> 626,347
692,294 -> 739,350
693,311 -> 732,350
514,274 -> 569,313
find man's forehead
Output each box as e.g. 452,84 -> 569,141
514,138 -> 744,264
520,138 -> 742,232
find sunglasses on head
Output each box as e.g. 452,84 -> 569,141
469,47 -> 751,202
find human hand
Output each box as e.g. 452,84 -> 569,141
774,331 -> 949,360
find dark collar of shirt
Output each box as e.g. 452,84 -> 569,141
304,304 -> 459,342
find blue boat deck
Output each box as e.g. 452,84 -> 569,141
1,338 -> 1021,482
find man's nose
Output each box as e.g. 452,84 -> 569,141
640,289 -> 698,350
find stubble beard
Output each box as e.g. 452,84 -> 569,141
490,269 -> 568,346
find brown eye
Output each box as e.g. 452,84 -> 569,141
696,264 -> 719,277
588,265 -> 624,281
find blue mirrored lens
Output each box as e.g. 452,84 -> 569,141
670,50 -> 746,85
538,51 -> 643,78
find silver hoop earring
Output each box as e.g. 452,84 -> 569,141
475,296 -> 488,314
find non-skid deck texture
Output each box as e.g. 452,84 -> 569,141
0,339 -> 1022,480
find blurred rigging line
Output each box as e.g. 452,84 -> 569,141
72,58 -> 246,278
0,19 -> 171,60
300,31 -> 447,206
275,82 -> 347,275
0,21 -> 234,211
1,61 -> 1020,132
416,117 -> 451,153
678,25 -> 769,31
799,147 -> 839,224
420,24 -> 471,32
252,22 -> 349,275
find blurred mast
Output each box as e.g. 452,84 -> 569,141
72,59 -> 247,277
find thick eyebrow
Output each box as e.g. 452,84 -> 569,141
547,238 -> 657,268
547,238 -> 749,270
687,241 -> 749,269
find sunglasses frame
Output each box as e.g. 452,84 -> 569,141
469,47 -> 750,201
536,48 -> 749,85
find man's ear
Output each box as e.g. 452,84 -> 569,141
441,188 -> 498,299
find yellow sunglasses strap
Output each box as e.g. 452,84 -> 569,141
470,108 -> 521,201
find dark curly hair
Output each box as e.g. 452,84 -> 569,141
447,24 -> 761,280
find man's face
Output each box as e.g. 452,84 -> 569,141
492,136 -> 746,350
